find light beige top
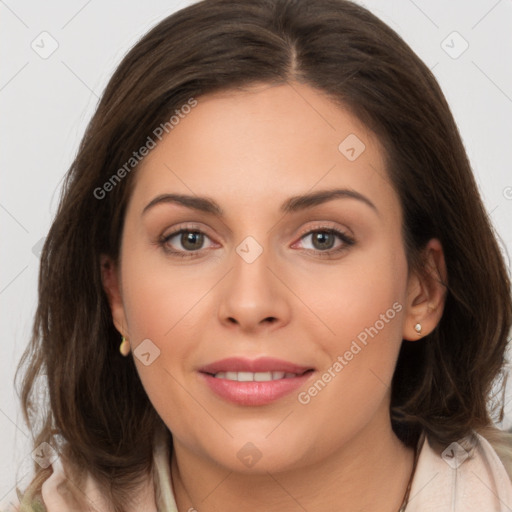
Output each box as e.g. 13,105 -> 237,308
5,429 -> 512,511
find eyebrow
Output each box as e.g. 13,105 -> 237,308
142,188 -> 378,217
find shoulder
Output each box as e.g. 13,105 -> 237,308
407,429 -> 512,512
477,426 -> 512,481
5,454 -> 159,512
5,425 -> 172,512
2,456 -> 111,512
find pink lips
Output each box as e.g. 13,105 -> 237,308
198,357 -> 315,406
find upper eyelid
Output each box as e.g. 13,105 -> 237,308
295,221 -> 352,237
162,220 -> 349,237
160,225 -> 219,249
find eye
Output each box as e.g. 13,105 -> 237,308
157,224 -> 355,259
294,227 -> 355,257
158,227 -> 216,258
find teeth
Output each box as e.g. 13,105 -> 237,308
213,371 -> 297,381
255,372 -> 273,382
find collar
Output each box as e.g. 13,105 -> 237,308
405,430 -> 512,511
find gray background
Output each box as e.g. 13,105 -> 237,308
1,0 -> 511,505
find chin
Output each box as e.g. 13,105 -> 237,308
203,431 -> 316,474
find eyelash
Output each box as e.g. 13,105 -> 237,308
157,224 -> 355,259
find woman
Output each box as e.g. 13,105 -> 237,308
13,0 -> 512,511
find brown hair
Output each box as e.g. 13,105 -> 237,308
16,0 -> 512,509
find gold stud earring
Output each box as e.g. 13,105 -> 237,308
120,336 -> 131,356
414,323 -> 422,335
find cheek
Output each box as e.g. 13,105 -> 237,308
121,245 -> 218,341
118,247 -> 229,420
305,237 -> 407,354
296,241 -> 407,426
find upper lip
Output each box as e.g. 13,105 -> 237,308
199,357 -> 314,375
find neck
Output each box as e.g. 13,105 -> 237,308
170,416 -> 416,512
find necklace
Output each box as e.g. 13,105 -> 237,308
397,432 -> 423,512
170,432 -> 424,512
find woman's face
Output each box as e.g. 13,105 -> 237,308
107,82 -> 434,473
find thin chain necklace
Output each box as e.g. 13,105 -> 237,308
397,432 -> 423,512
171,433 -> 424,512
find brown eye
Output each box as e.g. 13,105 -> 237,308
297,228 -> 355,254
309,231 -> 336,250
159,228 -> 216,258
179,231 -> 205,250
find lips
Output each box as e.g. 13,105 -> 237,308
198,357 -> 315,406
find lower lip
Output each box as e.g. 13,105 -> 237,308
200,371 -> 314,406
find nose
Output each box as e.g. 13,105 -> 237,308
216,239 -> 291,334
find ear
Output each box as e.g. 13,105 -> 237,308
402,238 -> 447,341
100,254 -> 128,337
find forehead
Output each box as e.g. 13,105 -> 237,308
129,82 -> 398,219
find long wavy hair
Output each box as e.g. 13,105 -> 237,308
15,0 -> 512,510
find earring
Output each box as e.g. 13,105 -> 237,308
414,323 -> 422,335
119,336 -> 131,356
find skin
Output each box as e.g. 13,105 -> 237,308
102,81 -> 447,511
